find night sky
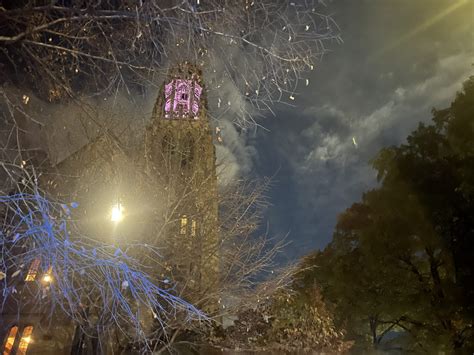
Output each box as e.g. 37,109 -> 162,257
19,0 -> 473,263
243,0 -> 473,260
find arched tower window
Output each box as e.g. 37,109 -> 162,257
161,134 -> 176,159
2,325 -> 34,355
25,258 -> 40,281
174,80 -> 191,114
17,326 -> 34,355
180,215 -> 187,235
163,78 -> 203,119
180,133 -> 195,168
3,326 -> 18,355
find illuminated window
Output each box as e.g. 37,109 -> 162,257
25,258 -> 40,282
164,82 -> 173,114
180,215 -> 188,235
191,220 -> 197,237
164,79 -> 202,119
17,326 -> 33,355
42,266 -> 53,283
192,83 -> 202,117
3,325 -> 18,355
173,80 -> 192,114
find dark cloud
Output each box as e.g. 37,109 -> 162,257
249,0 -> 474,259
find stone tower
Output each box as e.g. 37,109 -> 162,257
144,62 -> 219,305
0,62 -> 220,354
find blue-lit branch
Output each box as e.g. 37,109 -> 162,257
0,186 -> 206,343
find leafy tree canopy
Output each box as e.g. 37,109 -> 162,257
300,76 -> 474,353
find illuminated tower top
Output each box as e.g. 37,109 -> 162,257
155,62 -> 206,121
145,62 -> 219,311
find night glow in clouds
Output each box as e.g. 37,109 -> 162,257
371,0 -> 470,60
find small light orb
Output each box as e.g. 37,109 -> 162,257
111,203 -> 124,222
42,274 -> 52,283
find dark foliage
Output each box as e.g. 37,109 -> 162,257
300,76 -> 474,353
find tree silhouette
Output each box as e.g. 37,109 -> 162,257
301,76 -> 474,352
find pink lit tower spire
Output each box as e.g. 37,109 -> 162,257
144,62 -> 219,312
161,62 -> 205,120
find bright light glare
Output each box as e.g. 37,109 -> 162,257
42,274 -> 52,283
111,203 -> 124,222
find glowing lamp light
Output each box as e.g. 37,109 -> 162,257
23,336 -> 31,344
42,274 -> 52,283
111,203 -> 124,222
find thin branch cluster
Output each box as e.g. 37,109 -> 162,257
0,0 -> 341,127
0,1 -> 340,350
0,170 -> 206,348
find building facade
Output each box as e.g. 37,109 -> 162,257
0,62 -> 219,354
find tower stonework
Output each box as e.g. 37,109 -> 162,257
144,63 -> 219,308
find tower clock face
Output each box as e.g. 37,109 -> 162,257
164,79 -> 202,119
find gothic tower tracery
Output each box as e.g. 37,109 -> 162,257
145,62 -> 219,307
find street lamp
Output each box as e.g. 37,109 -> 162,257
111,203 -> 124,222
